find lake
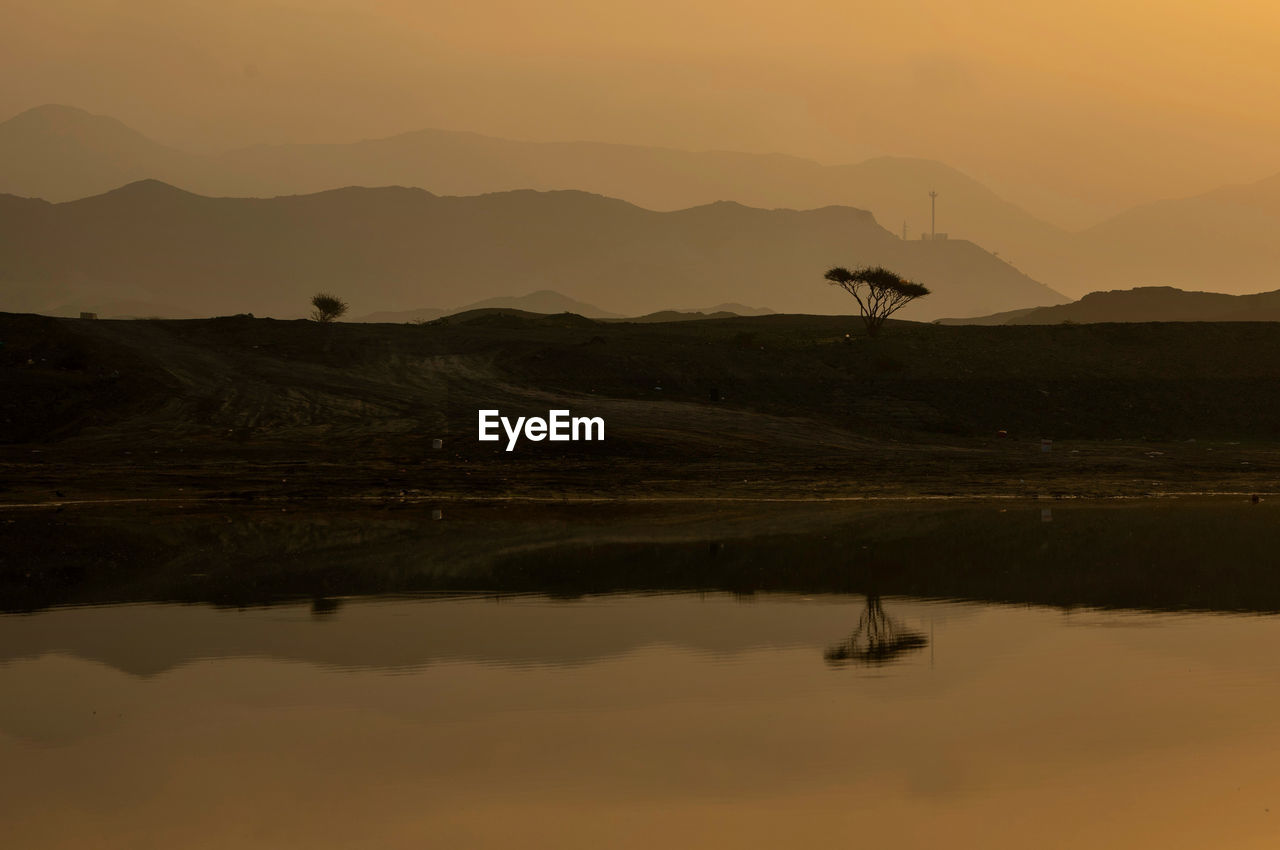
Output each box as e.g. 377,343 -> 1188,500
2,499 -> 1279,848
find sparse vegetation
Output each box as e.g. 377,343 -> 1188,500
310,293 -> 348,322
824,266 -> 930,336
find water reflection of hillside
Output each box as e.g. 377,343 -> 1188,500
4,499 -> 1280,614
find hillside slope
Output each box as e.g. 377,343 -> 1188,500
7,310 -> 1280,446
13,106 -> 1280,301
0,106 -> 1065,270
7,311 -> 1280,505
0,105 -> 200,202
1057,174 -> 1280,295
0,181 -> 1064,320
941,286 -> 1280,325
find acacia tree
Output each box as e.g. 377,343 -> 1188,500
823,266 -> 930,336
310,292 -> 348,322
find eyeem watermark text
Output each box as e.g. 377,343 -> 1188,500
478,409 -> 605,451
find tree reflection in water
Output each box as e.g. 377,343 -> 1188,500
824,594 -> 928,666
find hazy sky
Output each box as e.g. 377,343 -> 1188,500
4,0 -> 1280,227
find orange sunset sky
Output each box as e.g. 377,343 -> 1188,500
3,0 -> 1279,227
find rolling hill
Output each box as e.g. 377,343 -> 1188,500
1054,175 -> 1280,295
0,180 -> 1065,320
0,105 -> 1064,275
10,105 -> 1280,300
351,294 -> 770,324
0,105 -> 199,203
940,286 -> 1280,325
351,291 -> 622,323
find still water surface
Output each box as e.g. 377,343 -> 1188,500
3,594 -> 1280,848
3,500 -> 1280,848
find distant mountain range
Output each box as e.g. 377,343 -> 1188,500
8,104 -> 1278,302
0,106 -> 1058,253
1054,176 -> 1280,295
0,105 -> 1065,283
0,180 -> 1063,320
939,286 -> 1280,325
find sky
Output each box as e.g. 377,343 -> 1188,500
4,0 -> 1280,228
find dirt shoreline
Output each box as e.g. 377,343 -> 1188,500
3,436 -> 1277,506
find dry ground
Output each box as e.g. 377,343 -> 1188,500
4,310 -> 1280,506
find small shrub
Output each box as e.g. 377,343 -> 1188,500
310,293 -> 348,322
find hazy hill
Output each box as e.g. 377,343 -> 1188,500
13,105 -> 1280,300
350,307 -> 447,324
0,181 -> 1065,320
355,295 -> 771,324
939,286 -> 1280,325
209,136 -> 1065,269
0,105 -> 1064,274
0,105 -> 200,202
679,302 -> 775,316
1055,175 -> 1280,295
352,290 -> 620,323
934,307 -> 1039,326
610,310 -> 740,323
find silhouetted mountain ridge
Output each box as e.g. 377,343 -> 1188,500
12,105 -> 1280,299
353,291 -> 620,323
352,294 -> 771,324
0,181 -> 1063,319
0,105 -> 1062,269
0,106 -> 196,203
939,286 -> 1280,325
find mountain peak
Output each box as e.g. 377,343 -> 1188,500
7,103 -> 94,120
78,179 -> 200,204
2,104 -> 137,135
